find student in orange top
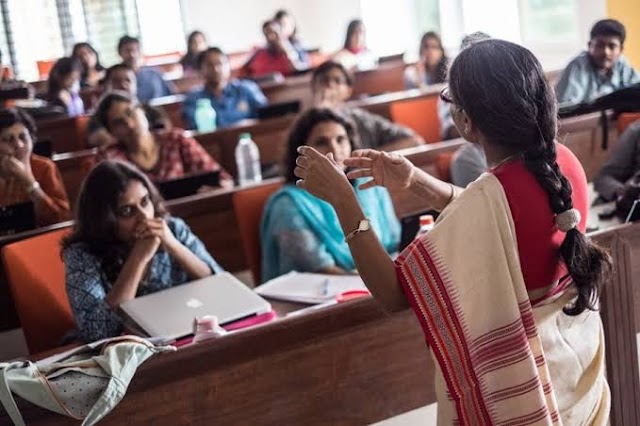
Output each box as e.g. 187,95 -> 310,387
0,108 -> 70,225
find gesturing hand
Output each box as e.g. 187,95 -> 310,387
344,149 -> 414,191
294,146 -> 353,205
134,218 -> 178,251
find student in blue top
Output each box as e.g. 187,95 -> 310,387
555,19 -> 640,105
261,107 -> 400,282
62,160 -> 223,342
118,35 -> 175,102
182,47 -> 268,130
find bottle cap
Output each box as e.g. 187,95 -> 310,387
196,98 -> 212,106
239,132 -> 251,139
419,215 -> 434,227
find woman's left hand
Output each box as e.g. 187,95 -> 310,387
135,218 -> 179,251
294,146 -> 353,205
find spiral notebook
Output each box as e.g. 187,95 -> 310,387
254,272 -> 367,304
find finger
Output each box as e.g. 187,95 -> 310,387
295,179 -> 305,189
293,166 -> 307,179
297,145 -> 323,159
358,179 -> 378,190
346,168 -> 372,180
350,149 -> 379,158
343,157 -> 373,167
326,152 -> 336,164
295,155 -> 309,169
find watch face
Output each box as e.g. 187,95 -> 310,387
358,219 -> 371,231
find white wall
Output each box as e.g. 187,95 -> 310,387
181,0 -> 362,53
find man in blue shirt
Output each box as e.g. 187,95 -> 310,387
182,47 -> 268,130
118,35 -> 174,103
556,19 -> 640,105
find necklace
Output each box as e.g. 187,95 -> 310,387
490,154 -> 519,171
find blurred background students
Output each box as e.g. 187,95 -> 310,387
72,42 -> 106,89
404,31 -> 448,89
44,57 -> 84,117
333,19 -> 377,71
180,31 -> 208,76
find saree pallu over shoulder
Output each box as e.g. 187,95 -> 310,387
395,173 -> 609,425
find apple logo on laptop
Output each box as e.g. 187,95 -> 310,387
186,298 -> 204,309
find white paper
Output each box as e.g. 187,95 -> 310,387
254,272 -> 367,304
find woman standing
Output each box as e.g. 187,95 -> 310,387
295,40 -> 610,424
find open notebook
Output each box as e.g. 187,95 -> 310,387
254,272 -> 368,304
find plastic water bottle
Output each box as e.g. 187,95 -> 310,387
194,98 -> 217,133
235,133 -> 262,186
415,214 -> 435,238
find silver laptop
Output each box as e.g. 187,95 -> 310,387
120,272 -> 272,340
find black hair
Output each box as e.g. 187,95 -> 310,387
196,46 -> 225,69
448,39 -> 611,316
0,108 -> 37,136
420,31 -> 448,84
344,19 -> 364,50
71,42 -> 105,84
274,9 -> 299,43
590,19 -> 626,45
118,35 -> 140,53
186,31 -> 206,53
94,91 -> 137,131
61,160 -> 167,283
46,57 -> 82,98
104,63 -> 133,84
312,60 -> 353,87
284,107 -> 359,184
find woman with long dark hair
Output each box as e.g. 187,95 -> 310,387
333,19 -> 377,71
180,31 -> 207,75
260,107 -> 399,282
62,160 -> 222,342
295,39 -> 611,423
45,57 -> 84,116
404,31 -> 448,89
71,42 -> 106,88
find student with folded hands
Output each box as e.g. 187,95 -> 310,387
62,160 -> 223,342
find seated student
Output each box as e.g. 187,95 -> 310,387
62,160 -> 223,342
556,19 -> 640,105
118,35 -> 174,102
274,9 -> 308,65
94,92 -> 232,184
333,19 -> 377,72
404,31 -> 448,89
183,47 -> 267,130
261,107 -> 400,282
312,60 -> 423,151
180,30 -> 208,76
88,64 -> 171,148
44,57 -> 85,117
71,42 -> 106,89
0,108 -> 70,225
242,20 -> 310,78
594,119 -> 640,200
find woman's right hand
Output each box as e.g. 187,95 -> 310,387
344,149 -> 415,191
130,234 -> 161,264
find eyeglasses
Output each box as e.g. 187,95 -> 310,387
440,87 -> 454,104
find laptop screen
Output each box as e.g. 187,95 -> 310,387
0,201 -> 36,236
156,171 -> 221,200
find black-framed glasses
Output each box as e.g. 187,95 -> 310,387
440,86 -> 454,104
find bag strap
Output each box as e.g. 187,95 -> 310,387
0,363 -> 27,426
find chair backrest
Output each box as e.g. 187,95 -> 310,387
232,182 -> 283,285
36,60 -> 55,80
1,228 -> 73,354
389,96 -> 441,143
617,112 -> 640,135
436,152 -> 455,183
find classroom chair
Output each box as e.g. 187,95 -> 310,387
616,112 -> 640,135
232,181 -> 283,285
389,96 -> 441,143
36,60 -> 56,80
1,228 -> 74,354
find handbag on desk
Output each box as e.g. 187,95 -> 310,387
0,335 -> 175,426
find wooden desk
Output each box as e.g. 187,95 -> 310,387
36,115 -> 89,154
6,222 -> 640,425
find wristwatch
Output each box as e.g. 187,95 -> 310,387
344,219 -> 371,242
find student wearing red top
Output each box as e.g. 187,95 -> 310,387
0,108 -> 70,226
93,92 -> 232,184
243,20 -> 310,78
294,40 -> 611,424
